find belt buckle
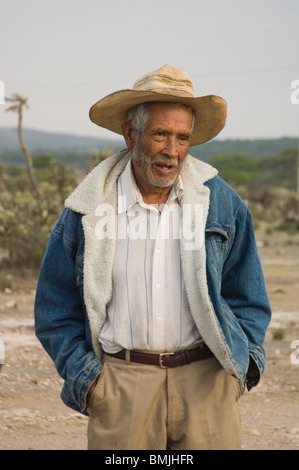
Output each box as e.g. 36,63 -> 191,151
159,352 -> 175,369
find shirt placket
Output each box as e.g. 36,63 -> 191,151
151,207 -> 167,351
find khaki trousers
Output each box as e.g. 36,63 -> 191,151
87,353 -> 242,450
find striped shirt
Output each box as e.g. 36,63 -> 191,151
99,159 -> 201,353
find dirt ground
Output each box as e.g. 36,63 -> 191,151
0,228 -> 299,451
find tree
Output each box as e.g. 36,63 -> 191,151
5,93 -> 44,201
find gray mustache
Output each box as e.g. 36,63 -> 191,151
150,159 -> 179,168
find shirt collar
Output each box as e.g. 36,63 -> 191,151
117,158 -> 183,214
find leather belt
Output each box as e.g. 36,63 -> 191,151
105,345 -> 214,368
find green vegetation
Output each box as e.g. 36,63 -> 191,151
208,148 -> 299,235
272,328 -> 286,341
209,148 -> 297,191
0,160 -> 76,268
0,149 -> 114,269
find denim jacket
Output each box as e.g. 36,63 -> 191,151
35,150 -> 271,416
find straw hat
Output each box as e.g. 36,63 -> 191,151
89,65 -> 227,146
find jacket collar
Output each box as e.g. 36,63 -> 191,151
65,149 -> 218,214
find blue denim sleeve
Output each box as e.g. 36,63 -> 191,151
222,205 -> 272,386
34,209 -> 103,415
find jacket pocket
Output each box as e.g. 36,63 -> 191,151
205,227 -> 229,275
205,227 -> 229,247
222,303 -> 248,346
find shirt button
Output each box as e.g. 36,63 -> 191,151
156,283 -> 161,288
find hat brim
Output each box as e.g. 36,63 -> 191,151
89,89 -> 227,146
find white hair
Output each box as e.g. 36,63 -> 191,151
126,102 -> 195,134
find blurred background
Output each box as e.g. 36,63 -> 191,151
0,0 -> 299,450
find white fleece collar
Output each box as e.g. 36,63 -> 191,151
65,149 -> 218,215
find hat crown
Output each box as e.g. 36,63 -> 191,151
133,65 -> 194,98
89,64 -> 227,146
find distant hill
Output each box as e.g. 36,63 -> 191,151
0,127 -> 122,153
0,126 -> 297,168
191,136 -> 298,161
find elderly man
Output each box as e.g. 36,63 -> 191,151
35,65 -> 271,450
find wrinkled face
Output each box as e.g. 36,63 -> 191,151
126,102 -> 194,190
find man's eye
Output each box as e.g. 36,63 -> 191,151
153,132 -> 167,140
178,136 -> 191,145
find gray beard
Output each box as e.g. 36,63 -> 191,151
131,137 -> 185,189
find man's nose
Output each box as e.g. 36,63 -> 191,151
163,136 -> 179,158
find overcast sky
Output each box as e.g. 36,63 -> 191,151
1,0 -> 299,142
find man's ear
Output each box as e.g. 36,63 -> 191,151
121,121 -> 137,149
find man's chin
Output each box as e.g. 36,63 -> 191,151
145,173 -> 178,189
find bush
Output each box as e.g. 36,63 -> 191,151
0,159 -> 78,268
0,149 -> 113,269
272,328 -> 285,340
